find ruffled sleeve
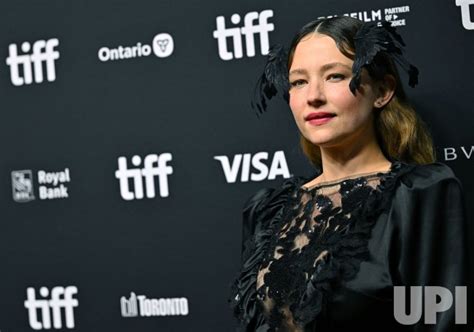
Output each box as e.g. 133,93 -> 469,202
391,162 -> 468,331
229,178 -> 301,331
240,188 -> 275,264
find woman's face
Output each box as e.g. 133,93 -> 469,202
288,33 -> 380,149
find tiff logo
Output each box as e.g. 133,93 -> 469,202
115,153 -> 173,200
394,286 -> 467,325
456,0 -> 474,30
6,38 -> 60,86
213,9 -> 274,61
24,286 -> 79,330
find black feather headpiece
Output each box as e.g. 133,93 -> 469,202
349,21 -> 419,95
251,20 -> 419,115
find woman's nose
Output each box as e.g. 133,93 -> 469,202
306,80 -> 326,107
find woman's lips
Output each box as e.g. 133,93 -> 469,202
308,117 -> 334,125
306,113 -> 336,126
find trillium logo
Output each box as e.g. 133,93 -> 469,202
152,33 -> 174,58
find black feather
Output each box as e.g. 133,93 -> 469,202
350,21 -> 419,95
251,44 -> 290,117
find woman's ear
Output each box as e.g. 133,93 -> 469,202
373,74 -> 396,108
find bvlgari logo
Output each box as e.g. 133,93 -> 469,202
443,145 -> 473,161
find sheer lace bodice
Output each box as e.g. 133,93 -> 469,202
256,172 -> 388,330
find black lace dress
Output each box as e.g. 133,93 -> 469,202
229,161 -> 468,331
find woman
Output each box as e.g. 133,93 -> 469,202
229,17 -> 468,331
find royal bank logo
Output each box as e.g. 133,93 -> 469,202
11,168 -> 71,202
98,33 -> 174,62
115,153 -> 173,200
214,150 -> 291,183
12,170 -> 35,203
320,5 -> 411,27
456,0 -> 474,30
213,9 -> 274,61
6,38 -> 60,86
120,292 -> 189,318
24,286 -> 79,330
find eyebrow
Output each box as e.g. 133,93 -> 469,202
289,62 -> 352,76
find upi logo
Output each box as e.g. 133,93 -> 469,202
456,0 -> 474,30
394,286 -> 467,325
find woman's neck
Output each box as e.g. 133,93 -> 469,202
320,150 -> 391,181
306,138 -> 391,187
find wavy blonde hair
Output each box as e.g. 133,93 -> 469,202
289,17 -> 435,168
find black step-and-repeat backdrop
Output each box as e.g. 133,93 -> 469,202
1,0 -> 473,331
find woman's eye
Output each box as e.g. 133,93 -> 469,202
327,73 -> 345,81
290,79 -> 306,88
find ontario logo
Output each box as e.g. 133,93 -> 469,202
98,33 -> 174,62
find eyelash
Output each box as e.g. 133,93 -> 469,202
290,79 -> 306,87
289,74 -> 346,87
327,73 -> 345,81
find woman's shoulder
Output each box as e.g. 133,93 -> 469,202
398,161 -> 462,190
